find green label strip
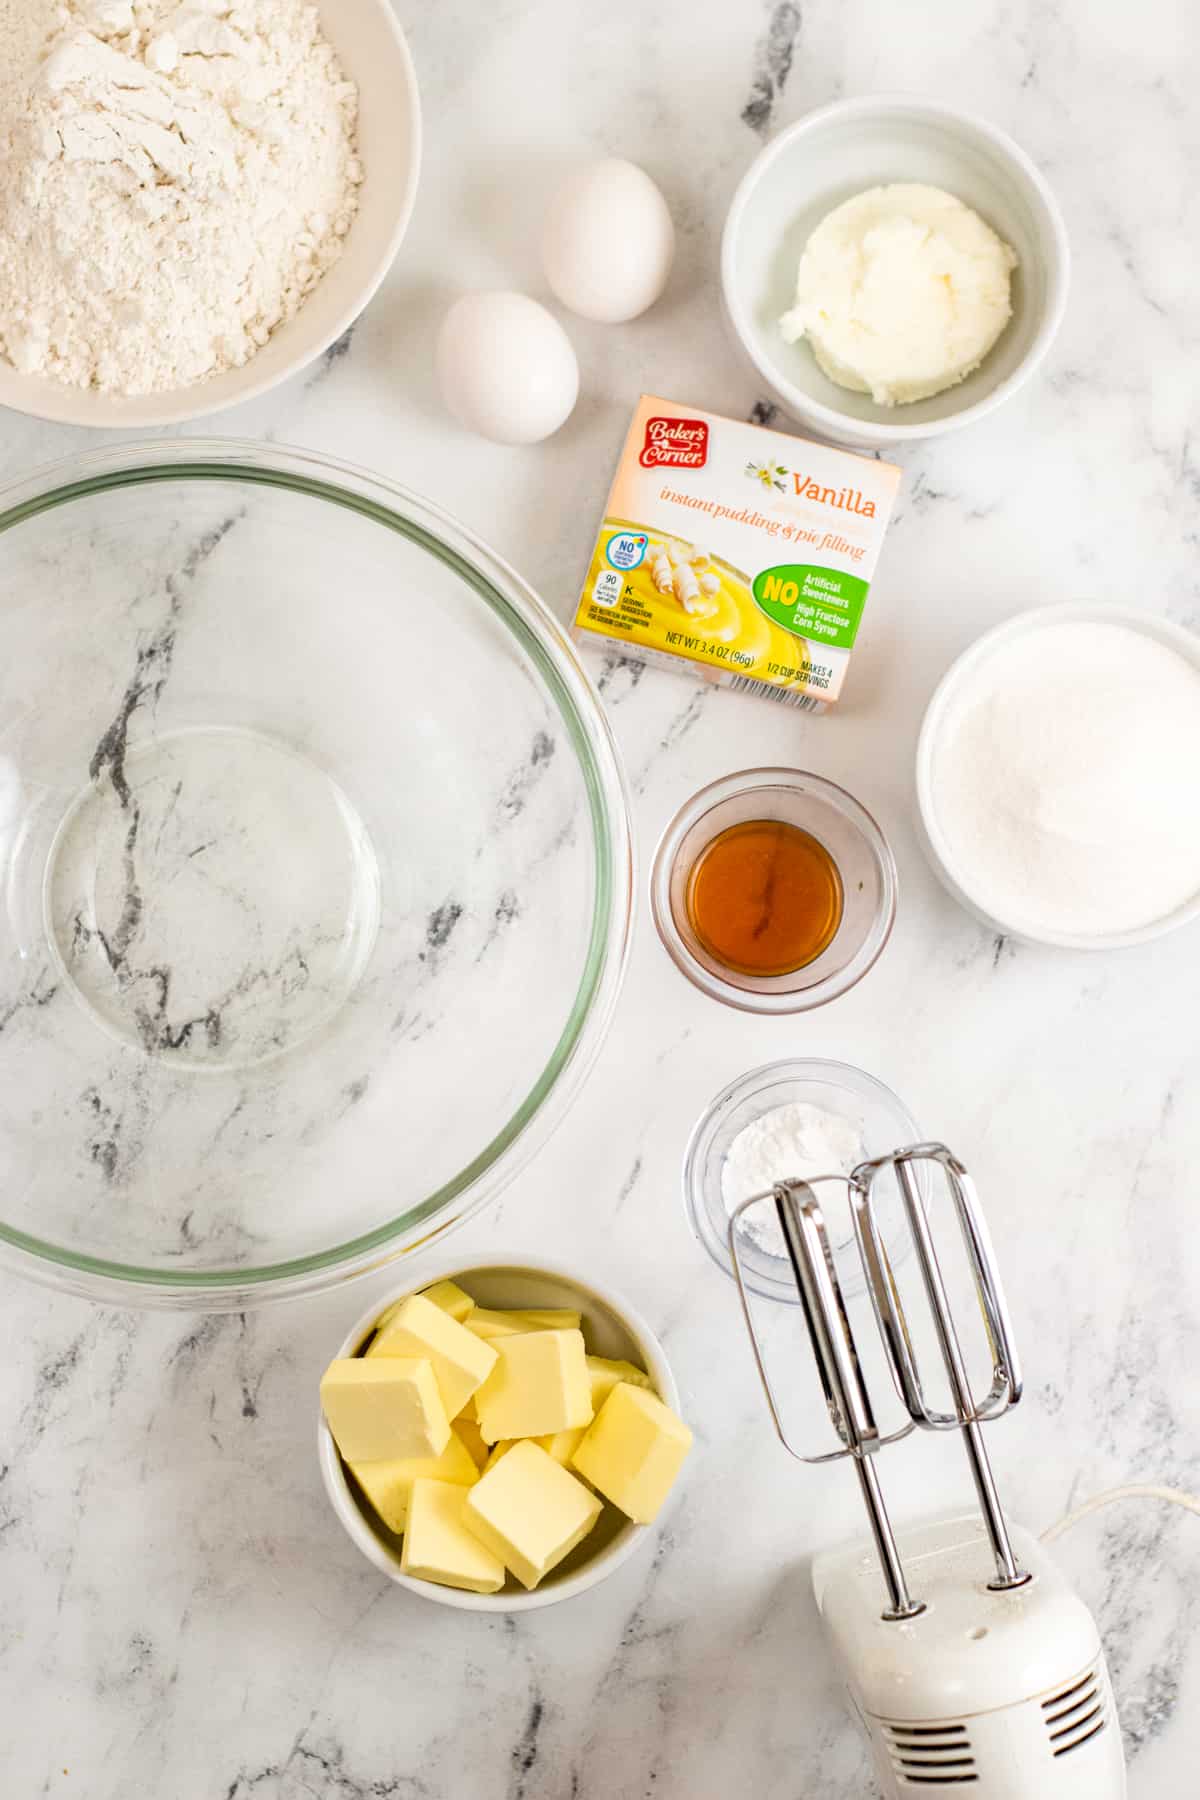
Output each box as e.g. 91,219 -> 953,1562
752,564 -> 869,648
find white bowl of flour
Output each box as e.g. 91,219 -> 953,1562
0,0 -> 420,426
918,603 -> 1200,949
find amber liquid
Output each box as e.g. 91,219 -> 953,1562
685,818 -> 843,977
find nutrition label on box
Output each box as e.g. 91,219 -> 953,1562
591,569 -> 624,606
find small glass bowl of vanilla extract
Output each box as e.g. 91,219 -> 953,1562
650,768 -> 897,1013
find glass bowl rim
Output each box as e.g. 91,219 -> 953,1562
649,766 -> 897,1014
0,438 -> 634,1307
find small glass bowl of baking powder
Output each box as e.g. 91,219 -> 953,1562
683,1057 -> 923,1304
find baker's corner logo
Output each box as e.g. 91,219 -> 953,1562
746,457 -> 876,517
640,416 -> 709,468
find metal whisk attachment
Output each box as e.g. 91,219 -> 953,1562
730,1143 -> 1029,1620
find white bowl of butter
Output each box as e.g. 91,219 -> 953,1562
721,97 -> 1069,449
318,1260 -> 685,1612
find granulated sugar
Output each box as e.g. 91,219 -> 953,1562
931,619 -> 1200,938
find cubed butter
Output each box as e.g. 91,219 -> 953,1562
320,1357 -> 450,1463
370,1282 -> 473,1337
368,1293 -> 497,1418
418,1279 -> 475,1322
350,1431 -> 478,1534
483,1429 -> 588,1475
466,1306 -> 581,1342
535,1426 -> 589,1468
464,1440 -> 602,1590
474,1328 -> 593,1444
482,1438 -> 517,1474
401,1478 -> 506,1594
586,1354 -> 654,1412
374,1286 -> 471,1334
571,1383 -> 692,1524
453,1415 -> 490,1472
373,1300 -> 403,1334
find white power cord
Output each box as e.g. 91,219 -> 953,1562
1043,1483 -> 1200,1544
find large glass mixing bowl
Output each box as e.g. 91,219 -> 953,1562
0,443 -> 632,1307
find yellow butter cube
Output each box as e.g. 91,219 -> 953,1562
464,1312 -> 522,1343
464,1441 -> 602,1590
368,1293 -> 497,1419
465,1307 -> 582,1342
401,1478 -> 506,1594
453,1415 -> 490,1472
320,1357 -> 450,1463
350,1431 -> 478,1534
418,1280 -> 475,1322
485,1427 -> 587,1475
571,1383 -> 692,1524
374,1283 -> 476,1334
474,1328 -> 593,1444
586,1354 -> 654,1412
535,1426 -> 589,1467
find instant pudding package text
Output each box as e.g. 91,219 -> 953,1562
574,395 -> 901,710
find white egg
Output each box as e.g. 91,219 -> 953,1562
435,291 -> 579,446
542,158 -> 675,324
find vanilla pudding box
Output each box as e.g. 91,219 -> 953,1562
574,395 -> 901,710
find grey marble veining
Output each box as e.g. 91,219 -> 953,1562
0,456 -> 597,1276
3,0 -> 1200,1795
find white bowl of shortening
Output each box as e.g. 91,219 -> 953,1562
917,604 -> 1200,949
0,0 -> 420,428
721,97 -> 1069,450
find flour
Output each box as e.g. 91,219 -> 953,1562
0,0 -> 362,394
722,1101 -> 866,1258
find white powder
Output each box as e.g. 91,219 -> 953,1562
0,0 -> 362,394
932,621 -> 1200,938
722,1101 -> 866,1258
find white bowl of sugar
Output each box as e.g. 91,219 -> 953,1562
917,603 -> 1200,949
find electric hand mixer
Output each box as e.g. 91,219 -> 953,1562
730,1143 -> 1127,1798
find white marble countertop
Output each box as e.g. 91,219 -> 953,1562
4,1 -> 1200,1794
